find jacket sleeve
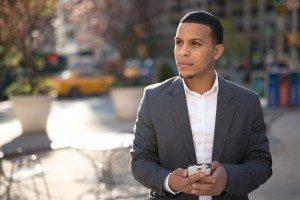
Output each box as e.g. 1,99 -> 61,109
130,88 -> 171,196
223,95 -> 272,195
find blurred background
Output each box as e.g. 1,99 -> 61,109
0,0 -> 300,200
0,0 -> 299,99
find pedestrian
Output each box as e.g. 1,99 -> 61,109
131,11 -> 272,200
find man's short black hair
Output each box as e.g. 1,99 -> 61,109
180,11 -> 223,45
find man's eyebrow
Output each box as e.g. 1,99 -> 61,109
174,37 -> 204,43
189,38 -> 204,43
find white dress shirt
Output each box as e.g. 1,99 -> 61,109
164,73 -> 219,200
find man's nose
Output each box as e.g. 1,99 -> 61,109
179,45 -> 190,57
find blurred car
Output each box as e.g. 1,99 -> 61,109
53,69 -> 114,97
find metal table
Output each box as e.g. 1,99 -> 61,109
69,132 -> 133,200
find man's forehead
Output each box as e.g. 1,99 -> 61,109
177,22 -> 212,31
175,23 -> 212,38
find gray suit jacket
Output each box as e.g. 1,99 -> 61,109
131,76 -> 272,200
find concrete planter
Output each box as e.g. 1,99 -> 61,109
110,86 -> 144,121
9,95 -> 53,135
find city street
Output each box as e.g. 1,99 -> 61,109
0,95 -> 300,199
1,0 -> 300,199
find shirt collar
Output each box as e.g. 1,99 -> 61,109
182,71 -> 219,97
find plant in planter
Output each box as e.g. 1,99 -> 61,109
0,0 -> 57,134
4,75 -> 53,96
5,80 -> 54,135
109,58 -> 155,121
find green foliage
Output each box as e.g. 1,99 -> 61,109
4,77 -> 53,96
3,47 -> 23,68
0,0 -> 57,95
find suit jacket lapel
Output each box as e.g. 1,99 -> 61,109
169,77 -> 197,164
212,76 -> 235,161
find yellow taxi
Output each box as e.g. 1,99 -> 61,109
53,69 -> 114,97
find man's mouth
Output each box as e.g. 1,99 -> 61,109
177,61 -> 193,68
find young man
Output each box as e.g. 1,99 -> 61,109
131,11 -> 272,200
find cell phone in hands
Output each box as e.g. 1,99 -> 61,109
187,163 -> 211,176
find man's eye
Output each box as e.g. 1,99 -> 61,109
175,40 -> 182,45
191,41 -> 201,46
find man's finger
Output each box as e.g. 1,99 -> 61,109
192,182 -> 212,191
183,169 -> 188,177
173,168 -> 187,177
200,175 -> 216,184
211,161 -> 222,172
187,171 -> 205,183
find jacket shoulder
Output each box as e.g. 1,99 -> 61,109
145,77 -> 178,94
225,79 -> 258,98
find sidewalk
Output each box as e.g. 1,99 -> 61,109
0,96 -> 149,200
1,96 -> 300,199
250,108 -> 300,200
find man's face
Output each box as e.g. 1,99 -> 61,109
174,23 -> 223,79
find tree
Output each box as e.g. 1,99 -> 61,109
102,0 -> 163,59
0,0 -> 57,95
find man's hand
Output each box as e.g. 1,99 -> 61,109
169,168 -> 205,194
191,161 -> 228,196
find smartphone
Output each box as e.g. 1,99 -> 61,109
187,163 -> 211,176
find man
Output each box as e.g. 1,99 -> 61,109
131,11 -> 272,200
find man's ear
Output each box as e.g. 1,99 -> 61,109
214,44 -> 224,60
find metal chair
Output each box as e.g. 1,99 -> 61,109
0,150 -> 51,200
76,146 -> 148,200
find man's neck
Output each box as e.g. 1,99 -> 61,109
184,71 -> 216,95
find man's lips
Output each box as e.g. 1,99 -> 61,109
177,61 -> 193,68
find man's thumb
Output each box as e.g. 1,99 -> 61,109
211,161 -> 222,172
173,168 -> 187,177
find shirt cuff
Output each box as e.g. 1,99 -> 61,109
164,173 -> 180,195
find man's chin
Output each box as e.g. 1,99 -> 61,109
179,73 -> 195,79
